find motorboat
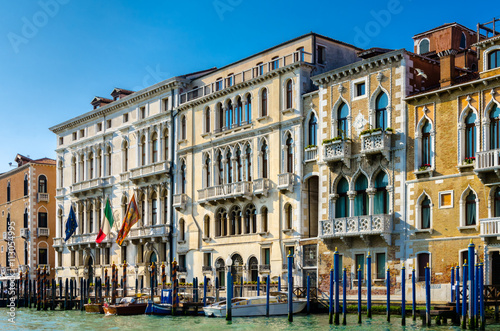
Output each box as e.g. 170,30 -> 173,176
103,296 -> 148,315
203,292 -> 306,317
145,301 -> 172,315
84,302 -> 104,314
145,289 -> 206,316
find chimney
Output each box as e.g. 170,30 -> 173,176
437,49 -> 458,87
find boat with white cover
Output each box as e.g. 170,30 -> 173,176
203,292 -> 306,317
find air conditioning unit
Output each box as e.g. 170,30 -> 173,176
2,232 -> 7,241
20,228 -> 29,239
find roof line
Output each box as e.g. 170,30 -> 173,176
192,32 -> 363,80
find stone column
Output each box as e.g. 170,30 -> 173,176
222,159 -> 228,185
329,194 -> 339,219
257,151 -> 263,178
146,129 -> 151,165
348,191 -> 356,217
136,131 -> 142,167
367,188 -> 377,215
243,101 -> 248,123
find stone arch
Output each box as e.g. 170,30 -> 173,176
350,168 -> 369,192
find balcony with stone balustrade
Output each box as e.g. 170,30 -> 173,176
360,130 -> 392,160
70,177 -> 112,197
173,193 -> 188,210
253,178 -> 270,196
37,192 -> 49,203
323,139 -> 351,168
475,149 -> 500,182
277,173 -> 294,192
319,214 -> 393,246
129,161 -> 170,183
197,181 -> 253,204
128,224 -> 170,244
480,218 -> 500,243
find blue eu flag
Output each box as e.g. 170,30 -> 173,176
64,206 -> 78,242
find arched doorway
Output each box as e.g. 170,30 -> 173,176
305,176 -> 319,238
248,257 -> 258,282
231,254 -> 244,285
148,251 -> 157,288
215,258 -> 225,287
86,256 -> 94,284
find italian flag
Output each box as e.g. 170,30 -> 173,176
96,198 -> 114,243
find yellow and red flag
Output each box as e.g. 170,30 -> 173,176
116,194 -> 140,246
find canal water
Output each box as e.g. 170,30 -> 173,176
1,309 -> 498,330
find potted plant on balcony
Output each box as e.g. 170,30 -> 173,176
418,164 -> 431,171
305,144 -> 317,150
463,156 -> 475,165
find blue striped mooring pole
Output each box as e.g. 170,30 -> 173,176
367,252 -> 372,319
287,250 -> 293,323
334,248 -> 340,325
412,267 -> 416,321
402,264 -> 406,326
462,261 -> 468,329
328,267 -> 333,325
468,240 -> 475,329
358,265 -> 362,324
456,265 -> 461,318
266,276 -> 270,317
342,268 -> 347,326
479,263 -> 485,330
386,267 -> 391,322
425,264 -> 431,327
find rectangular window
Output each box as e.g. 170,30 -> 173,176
79,129 -> 85,138
137,244 -> 143,263
355,82 -> 366,97
71,251 -> 75,266
38,212 -> 48,228
215,79 -> 223,91
271,57 -> 279,70
263,248 -> 270,265
72,132 -> 77,141
355,254 -> 365,280
203,252 -> 211,267
57,251 -> 62,267
123,113 -> 129,123
59,137 -> 64,145
439,191 -> 453,209
122,245 -> 127,263
95,248 -> 100,265
179,254 -> 186,269
303,244 -> 317,267
105,247 -> 110,265
106,119 -> 112,129
163,98 -> 169,112
140,106 -> 146,119
317,45 -> 326,64
97,123 -> 102,132
376,253 -> 386,279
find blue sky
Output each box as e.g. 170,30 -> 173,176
0,0 -> 486,172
